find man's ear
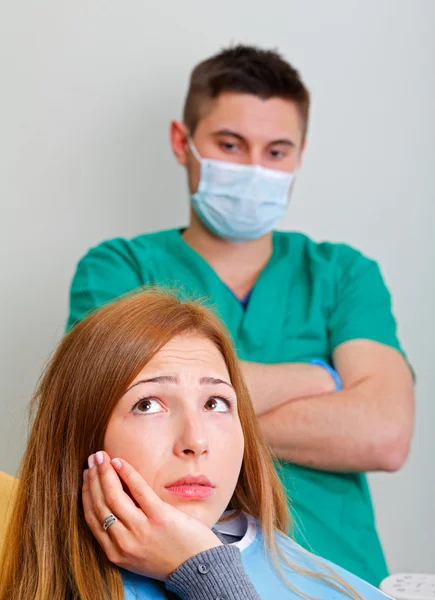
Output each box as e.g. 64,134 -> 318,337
297,138 -> 308,170
170,121 -> 189,166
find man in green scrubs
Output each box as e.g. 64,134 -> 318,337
67,45 -> 414,586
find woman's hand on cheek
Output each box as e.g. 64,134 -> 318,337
82,451 -> 222,581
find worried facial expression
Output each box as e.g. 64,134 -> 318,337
104,334 -> 244,527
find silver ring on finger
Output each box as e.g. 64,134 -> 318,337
103,513 -> 119,531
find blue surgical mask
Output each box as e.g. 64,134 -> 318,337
189,138 -> 295,242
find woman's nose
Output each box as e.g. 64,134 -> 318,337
173,415 -> 209,458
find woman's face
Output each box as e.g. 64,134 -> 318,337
104,334 -> 244,528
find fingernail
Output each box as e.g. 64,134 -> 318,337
96,451 -> 104,465
88,454 -> 95,469
111,458 -> 122,470
83,469 -> 88,482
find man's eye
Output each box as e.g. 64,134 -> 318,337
269,149 -> 285,159
204,397 -> 231,412
133,398 -> 163,414
219,142 -> 238,153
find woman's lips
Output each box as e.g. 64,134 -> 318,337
165,475 -> 215,499
166,485 -> 214,499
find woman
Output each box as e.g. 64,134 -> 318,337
0,290 -> 391,600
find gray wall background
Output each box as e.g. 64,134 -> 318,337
1,0 -> 434,575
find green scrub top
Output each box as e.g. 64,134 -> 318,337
68,228 -> 405,586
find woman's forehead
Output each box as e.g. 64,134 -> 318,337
133,334 -> 230,382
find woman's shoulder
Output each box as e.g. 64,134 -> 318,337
121,514 -> 392,599
242,517 -> 392,599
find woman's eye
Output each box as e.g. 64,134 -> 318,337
204,397 -> 231,413
133,398 -> 163,414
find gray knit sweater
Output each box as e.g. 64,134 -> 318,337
164,529 -> 261,600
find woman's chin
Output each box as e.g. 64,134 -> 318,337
166,497 -> 221,528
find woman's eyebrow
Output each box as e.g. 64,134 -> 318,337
127,375 -> 234,392
127,375 -> 177,391
199,376 -> 234,389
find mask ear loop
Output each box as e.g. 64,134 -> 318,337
187,135 -> 202,163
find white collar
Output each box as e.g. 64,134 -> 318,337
214,511 -> 257,552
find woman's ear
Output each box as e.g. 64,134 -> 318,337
170,121 -> 189,166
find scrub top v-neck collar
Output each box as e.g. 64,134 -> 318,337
167,229 -> 290,350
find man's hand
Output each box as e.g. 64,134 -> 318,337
257,340 -> 414,472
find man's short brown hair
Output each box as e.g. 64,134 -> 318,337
183,45 -> 310,140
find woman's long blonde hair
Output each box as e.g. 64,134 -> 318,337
0,290 -> 362,600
